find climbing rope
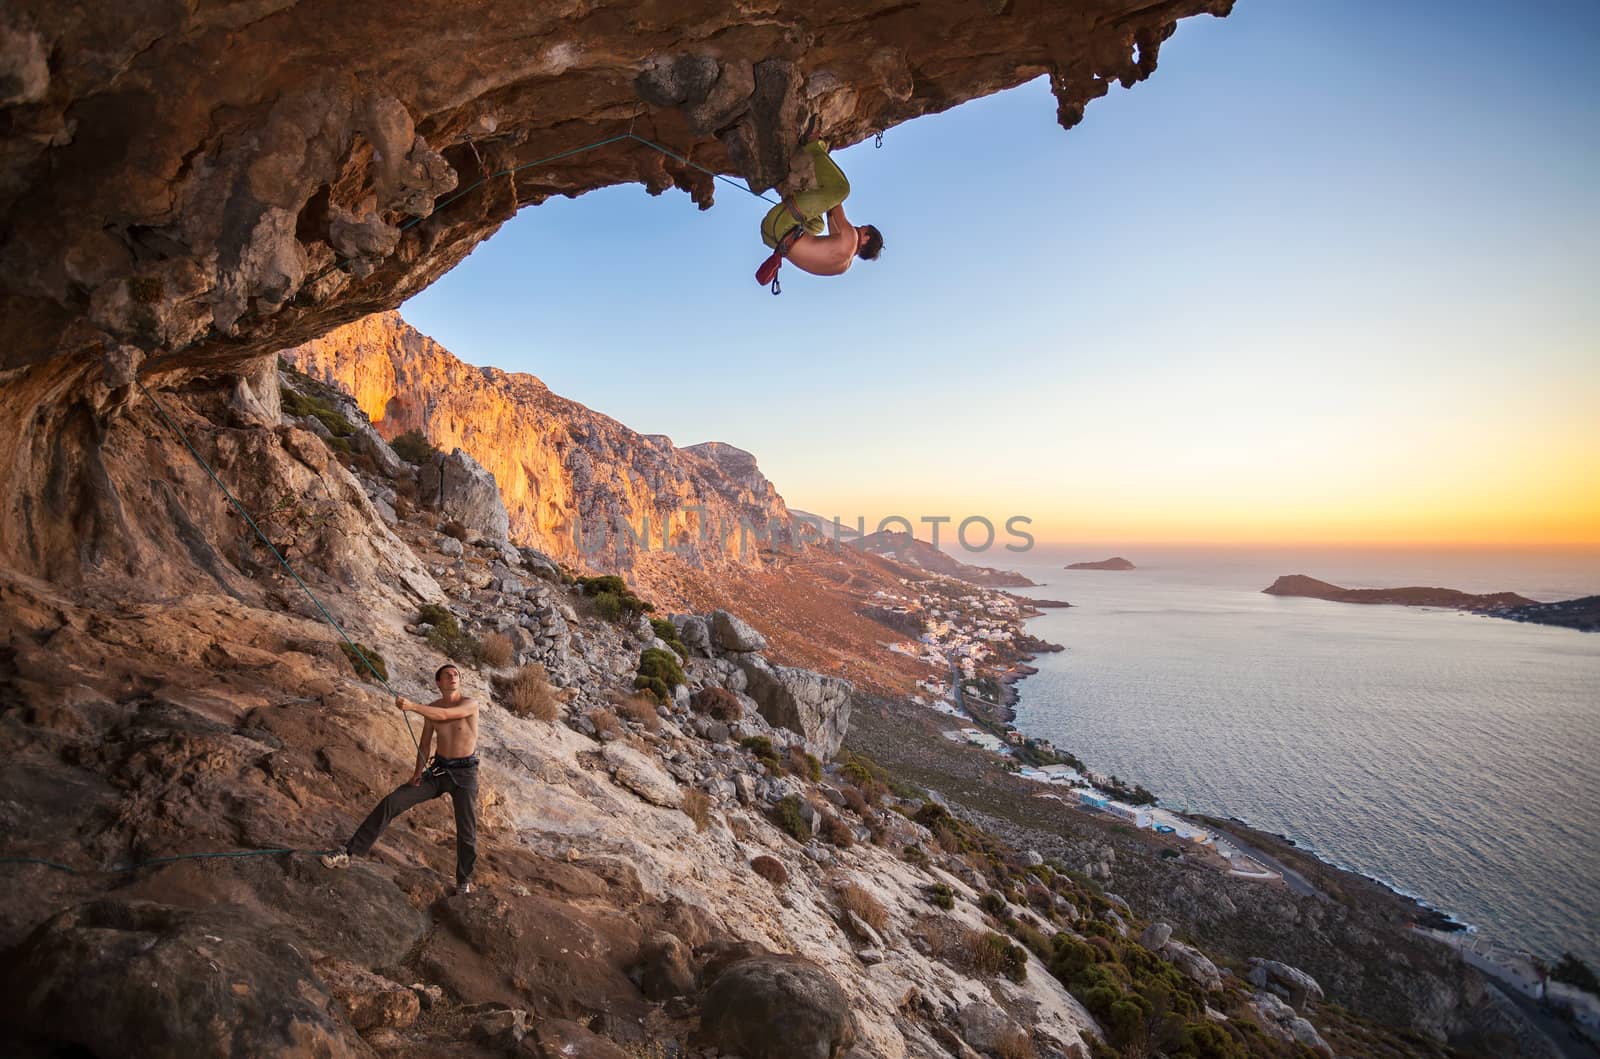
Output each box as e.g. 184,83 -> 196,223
133,377 -> 419,750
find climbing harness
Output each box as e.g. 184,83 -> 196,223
754,197 -> 809,295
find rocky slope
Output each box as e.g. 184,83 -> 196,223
0,367 -> 1112,1058
284,311 -> 792,571
1263,574 -> 1537,612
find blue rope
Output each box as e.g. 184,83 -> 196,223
132,377 -> 419,749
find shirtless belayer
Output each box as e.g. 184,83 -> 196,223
322,663 -> 481,893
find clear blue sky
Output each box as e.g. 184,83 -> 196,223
403,0 -> 1600,546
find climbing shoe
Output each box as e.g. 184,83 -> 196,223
320,850 -> 350,870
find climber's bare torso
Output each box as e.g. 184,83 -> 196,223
786,205 -> 863,277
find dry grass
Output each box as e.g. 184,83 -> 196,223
821,812 -> 854,849
615,693 -> 662,733
479,631 -> 514,668
689,686 -> 742,721
837,882 -> 888,933
919,922 -> 1026,982
842,785 -> 871,817
588,707 -> 622,738
787,744 -> 821,782
502,664 -> 559,721
750,855 -> 788,886
681,789 -> 712,832
441,519 -> 468,541
992,1029 -> 1037,1059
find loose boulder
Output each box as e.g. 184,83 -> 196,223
1247,957 -> 1325,1011
1140,922 -> 1172,950
699,954 -> 857,1059
738,656 -> 852,757
419,447 -> 511,542
1162,940 -> 1222,992
711,609 -> 768,652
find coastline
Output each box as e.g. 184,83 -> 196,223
1001,604 -> 1485,923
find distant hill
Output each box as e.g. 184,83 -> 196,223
1494,595 -> 1600,632
848,530 -> 1035,587
1066,556 -> 1135,571
1263,574 -> 1537,612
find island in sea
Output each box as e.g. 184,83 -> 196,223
1262,574 -> 1536,612
1066,556 -> 1136,571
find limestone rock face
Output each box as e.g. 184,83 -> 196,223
602,741 -> 683,808
285,313 -> 791,569
699,954 -> 858,1059
739,655 -> 853,758
418,446 -> 511,543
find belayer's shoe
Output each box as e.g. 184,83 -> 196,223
320,849 -> 350,870
454,881 -> 475,896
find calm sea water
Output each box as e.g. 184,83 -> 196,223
1000,546 -> 1600,967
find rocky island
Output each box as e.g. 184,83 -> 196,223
1263,575 -> 1537,612
1066,557 -> 1136,571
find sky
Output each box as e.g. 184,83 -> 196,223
403,0 -> 1600,549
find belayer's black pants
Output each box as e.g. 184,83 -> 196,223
347,758 -> 478,884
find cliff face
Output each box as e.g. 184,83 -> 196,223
284,312 -> 790,571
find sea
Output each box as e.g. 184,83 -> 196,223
995,545 -> 1600,969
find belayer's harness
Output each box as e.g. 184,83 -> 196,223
426,754 -> 480,779
754,197 -> 808,296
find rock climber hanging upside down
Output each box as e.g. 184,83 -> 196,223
755,140 -> 883,285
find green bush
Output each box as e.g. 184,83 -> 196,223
740,735 -> 784,774
980,892 -> 1010,919
417,604 -> 460,637
650,616 -> 688,659
340,642 -> 388,683
577,575 -> 654,624
773,795 -> 812,842
590,591 -> 621,622
636,648 -> 686,704
390,429 -> 438,465
913,801 -> 952,830
927,883 -> 955,910
281,387 -> 355,438
417,604 -> 480,663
